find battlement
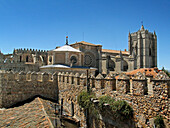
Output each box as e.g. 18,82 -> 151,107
14,48 -> 48,54
0,70 -> 58,108
57,71 -> 169,127
0,70 -> 169,127
56,71 -> 169,96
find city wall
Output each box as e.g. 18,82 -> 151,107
0,71 -> 58,108
0,70 -> 169,127
57,71 -> 169,127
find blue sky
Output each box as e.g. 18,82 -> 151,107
0,0 -> 170,70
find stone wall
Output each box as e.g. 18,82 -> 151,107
57,72 -> 87,127
57,71 -> 169,128
0,71 -> 58,108
0,70 -> 169,127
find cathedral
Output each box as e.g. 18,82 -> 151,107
0,25 -> 157,74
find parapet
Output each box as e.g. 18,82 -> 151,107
0,71 -> 58,82
15,48 -> 48,54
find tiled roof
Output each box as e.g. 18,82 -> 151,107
126,68 -> 159,78
71,41 -> 102,46
0,97 -> 55,128
102,49 -> 129,55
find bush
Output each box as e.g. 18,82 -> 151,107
77,92 -> 133,120
77,91 -> 99,118
77,91 -> 95,109
98,95 -> 115,110
154,115 -> 165,128
111,100 -> 133,120
98,95 -> 133,120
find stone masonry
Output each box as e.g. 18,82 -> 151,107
0,70 -> 169,127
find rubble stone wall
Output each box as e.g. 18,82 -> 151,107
0,70 -> 169,127
57,71 -> 169,128
0,71 -> 58,108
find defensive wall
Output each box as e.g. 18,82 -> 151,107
57,71 -> 170,127
0,70 -> 169,127
0,71 -> 58,108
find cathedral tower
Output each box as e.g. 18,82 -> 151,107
128,25 -> 157,69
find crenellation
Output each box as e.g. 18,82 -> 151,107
80,73 -> 86,86
75,73 -> 80,85
0,71 -> 58,108
18,71 -> 26,81
95,73 -> 105,89
116,73 -> 130,94
90,74 -> 95,88
42,72 -> 50,82
0,69 -> 169,127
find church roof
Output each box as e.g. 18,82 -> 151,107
52,45 -> 81,52
102,49 -> 129,55
71,41 -> 102,46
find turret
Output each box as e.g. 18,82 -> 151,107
128,31 -> 131,52
154,31 -> 157,38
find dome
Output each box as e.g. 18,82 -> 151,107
52,45 -> 81,52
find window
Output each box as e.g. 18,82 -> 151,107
122,60 -> 128,71
49,56 -> 52,63
26,56 -> 29,62
70,56 -> 77,65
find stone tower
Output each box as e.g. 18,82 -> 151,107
128,25 -> 157,69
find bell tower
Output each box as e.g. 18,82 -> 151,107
129,25 -> 157,69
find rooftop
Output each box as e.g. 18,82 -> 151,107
0,97 -> 55,128
71,41 -> 102,46
102,49 -> 129,55
52,45 -> 81,52
126,68 -> 159,78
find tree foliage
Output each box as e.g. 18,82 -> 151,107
77,92 -> 133,120
111,100 -> 133,120
98,95 -> 115,110
77,91 -> 94,109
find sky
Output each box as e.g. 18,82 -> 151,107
0,0 -> 169,70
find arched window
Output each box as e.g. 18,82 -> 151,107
108,59 -> 115,71
70,56 -> 77,65
149,47 -> 152,56
49,56 -> 52,63
26,56 -> 29,62
149,43 -> 152,56
122,60 -> 128,71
